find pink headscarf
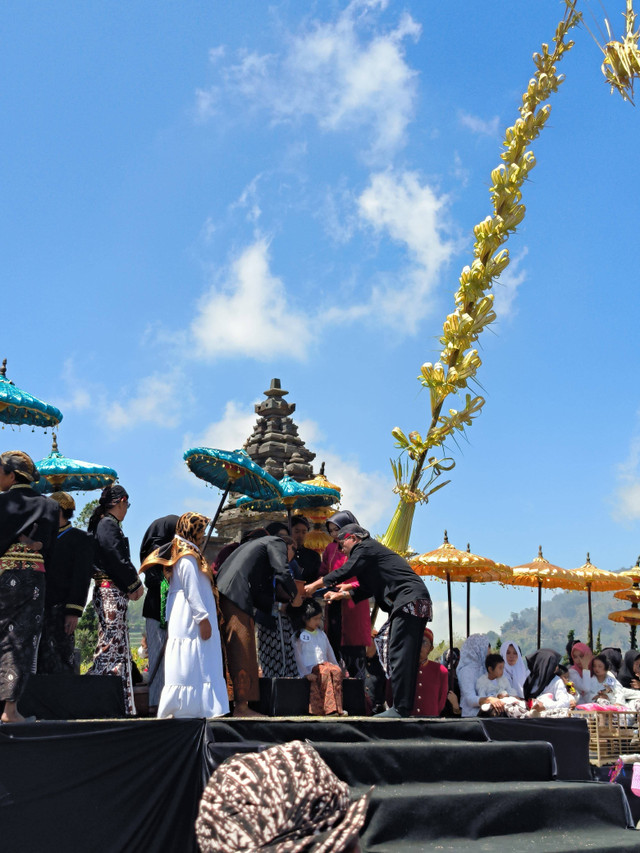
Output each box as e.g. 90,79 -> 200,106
570,642 -> 593,675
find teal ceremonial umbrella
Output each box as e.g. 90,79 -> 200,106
236,474 -> 340,531
184,447 -> 283,548
33,434 -> 117,493
0,359 -> 62,429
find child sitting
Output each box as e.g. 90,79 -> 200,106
476,653 -> 520,715
290,599 -> 346,716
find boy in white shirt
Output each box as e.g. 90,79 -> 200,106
476,653 -> 520,714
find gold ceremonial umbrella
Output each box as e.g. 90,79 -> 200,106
571,553 -> 632,649
507,547 -> 583,650
302,465 -> 341,554
410,532 -> 509,657
612,557 -> 640,648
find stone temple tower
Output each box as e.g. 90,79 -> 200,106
213,378 -> 317,543
243,378 -> 315,481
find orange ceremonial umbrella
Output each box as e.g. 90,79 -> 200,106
507,547 -> 583,650
571,553 -> 632,649
410,532 -> 510,659
611,557 -> 640,648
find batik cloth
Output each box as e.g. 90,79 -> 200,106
0,567 -> 44,702
309,662 -> 344,716
374,598 -> 432,679
37,603 -> 75,673
87,583 -> 136,715
195,740 -> 371,853
258,614 -> 298,678
219,594 -> 258,704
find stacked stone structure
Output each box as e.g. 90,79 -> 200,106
212,379 -> 317,545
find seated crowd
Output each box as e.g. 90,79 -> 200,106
3,449 -> 640,725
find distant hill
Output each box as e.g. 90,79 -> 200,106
498,589 -> 635,657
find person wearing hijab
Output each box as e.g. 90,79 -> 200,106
146,512 -> 229,719
500,639 -> 529,698
522,648 -> 572,716
618,650 -> 640,689
457,634 -> 492,716
36,491 -> 94,674
87,484 -> 144,716
320,510 -> 370,680
600,647 -> 623,678
569,642 -> 594,703
306,524 -> 432,718
0,451 -> 59,723
138,514 -> 179,713
195,740 -> 370,853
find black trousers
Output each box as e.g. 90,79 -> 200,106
388,609 -> 427,715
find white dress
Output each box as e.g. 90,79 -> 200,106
157,554 -> 229,719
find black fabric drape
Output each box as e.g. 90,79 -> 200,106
0,719 -> 205,853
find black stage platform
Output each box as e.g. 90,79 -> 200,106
1,716 -> 637,853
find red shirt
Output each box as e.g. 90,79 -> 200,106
412,660 -> 449,716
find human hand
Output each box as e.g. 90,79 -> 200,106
631,678 -> 640,690
128,586 -> 144,601
199,619 -> 212,641
488,696 -> 504,712
569,697 -> 577,709
447,690 -> 460,710
533,700 -> 545,712
19,533 -> 42,552
304,580 -> 322,595
64,615 -> 79,635
323,590 -> 344,603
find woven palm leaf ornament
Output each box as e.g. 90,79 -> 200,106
382,1 -> 639,555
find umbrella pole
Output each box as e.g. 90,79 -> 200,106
537,581 -> 542,650
631,624 -> 637,651
466,579 -> 471,638
588,584 -> 593,650
447,572 -> 454,689
202,484 -> 231,556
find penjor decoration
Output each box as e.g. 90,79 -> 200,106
381,3 -> 582,554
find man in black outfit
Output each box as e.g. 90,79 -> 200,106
37,491 -> 94,674
139,514 -> 179,712
305,523 -> 432,717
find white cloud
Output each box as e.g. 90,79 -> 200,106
493,247 -> 528,319
57,358 -> 93,413
230,175 -> 262,223
613,434 -> 640,521
349,169 -> 455,330
459,111 -> 500,137
185,400 -> 258,452
318,449 -> 394,530
190,237 -> 313,361
104,369 -> 188,431
430,598 -> 501,641
210,0 -> 421,159
194,86 -> 219,121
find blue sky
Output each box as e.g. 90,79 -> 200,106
2,1 -> 639,642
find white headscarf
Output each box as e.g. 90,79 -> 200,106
457,633 -> 491,717
500,638 -> 529,697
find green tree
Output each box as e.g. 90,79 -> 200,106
76,601 -> 98,669
595,629 -> 602,654
74,499 -> 98,530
